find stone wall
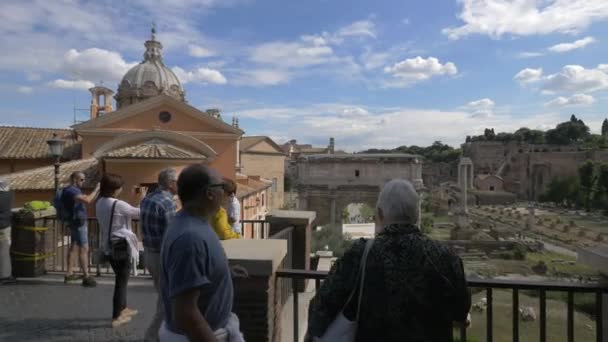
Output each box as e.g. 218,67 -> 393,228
240,153 -> 285,210
465,141 -> 608,199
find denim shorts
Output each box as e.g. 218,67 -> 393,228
69,223 -> 88,247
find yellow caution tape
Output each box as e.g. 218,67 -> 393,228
16,226 -> 50,232
10,251 -> 55,261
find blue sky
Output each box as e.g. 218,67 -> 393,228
1,0 -> 608,151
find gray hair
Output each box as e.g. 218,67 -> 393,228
158,168 -> 177,189
376,179 -> 419,224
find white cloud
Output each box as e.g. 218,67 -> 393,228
172,66 -> 227,85
514,68 -> 543,83
235,103 -> 561,150
360,51 -> 391,70
17,86 -> 33,94
518,51 -> 545,58
233,69 -> 292,86
250,40 -> 335,69
48,79 -> 95,90
443,0 -> 608,39
61,48 -> 137,84
548,36 -> 597,53
337,20 -> 376,39
247,19 -> 374,81
464,98 -> 495,118
545,93 -> 596,107
188,44 -> 216,58
542,64 -> 608,94
383,56 -> 457,86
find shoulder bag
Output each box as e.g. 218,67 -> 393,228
314,238 -> 374,342
107,200 -> 129,262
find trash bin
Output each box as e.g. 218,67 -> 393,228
10,208 -> 55,277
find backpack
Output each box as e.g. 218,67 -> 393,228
52,188 -> 71,222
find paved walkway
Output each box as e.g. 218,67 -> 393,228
0,274 -> 157,341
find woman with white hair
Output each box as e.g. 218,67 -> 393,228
306,179 -> 471,342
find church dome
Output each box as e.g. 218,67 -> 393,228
115,28 -> 185,109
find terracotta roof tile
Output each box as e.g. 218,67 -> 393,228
235,175 -> 271,199
0,126 -> 80,160
103,140 -> 207,160
2,158 -> 100,190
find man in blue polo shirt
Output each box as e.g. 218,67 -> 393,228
62,171 -> 99,287
159,164 -> 243,342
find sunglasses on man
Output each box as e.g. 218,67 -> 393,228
206,182 -> 226,190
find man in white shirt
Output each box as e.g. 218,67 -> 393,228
223,179 -> 241,235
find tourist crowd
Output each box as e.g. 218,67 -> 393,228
1,164 -> 470,342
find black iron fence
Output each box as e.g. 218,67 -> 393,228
275,269 -> 608,342
40,217 -> 149,276
40,217 -> 272,276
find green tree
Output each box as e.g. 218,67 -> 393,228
602,118 -> 608,136
421,216 -> 434,234
579,160 -> 596,211
359,204 -> 375,222
539,176 -> 581,207
311,224 -> 354,257
546,116 -> 590,145
596,163 -> 608,211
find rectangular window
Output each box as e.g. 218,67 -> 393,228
355,170 -> 360,177
272,178 -> 277,192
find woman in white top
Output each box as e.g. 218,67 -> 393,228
95,173 -> 145,328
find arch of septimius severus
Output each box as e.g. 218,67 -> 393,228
295,154 -> 424,226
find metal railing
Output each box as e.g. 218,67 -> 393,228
275,269 -> 608,342
41,217 -> 148,276
42,217 -> 273,276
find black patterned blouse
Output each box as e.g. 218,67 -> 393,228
306,223 -> 471,342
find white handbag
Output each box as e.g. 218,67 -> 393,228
313,239 -> 374,342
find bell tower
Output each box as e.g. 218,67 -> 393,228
89,85 -> 114,119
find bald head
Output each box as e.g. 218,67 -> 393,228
177,164 -> 224,217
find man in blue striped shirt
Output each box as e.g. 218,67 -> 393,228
141,168 -> 177,342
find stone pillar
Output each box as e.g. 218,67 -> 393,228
469,164 -> 474,189
222,239 -> 287,342
329,191 -> 336,226
267,210 -> 316,292
460,167 -> 468,214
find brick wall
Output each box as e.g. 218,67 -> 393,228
233,274 -> 282,342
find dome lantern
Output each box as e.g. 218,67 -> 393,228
115,26 -> 185,109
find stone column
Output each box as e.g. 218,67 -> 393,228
462,169 -> 468,213
329,196 -> 336,226
457,164 -> 462,188
469,164 -> 474,189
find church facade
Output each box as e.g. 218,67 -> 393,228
1,29 -> 275,220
